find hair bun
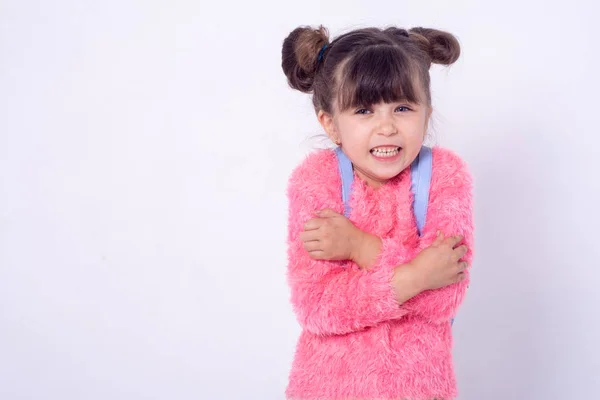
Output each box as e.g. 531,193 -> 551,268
408,27 -> 461,65
281,25 -> 330,93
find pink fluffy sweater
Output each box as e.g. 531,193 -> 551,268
285,146 -> 474,400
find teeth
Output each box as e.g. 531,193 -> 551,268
371,147 -> 400,157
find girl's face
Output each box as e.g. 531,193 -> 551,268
319,98 -> 432,188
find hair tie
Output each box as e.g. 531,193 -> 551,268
317,44 -> 328,62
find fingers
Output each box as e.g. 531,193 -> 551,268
300,232 -> 325,257
433,231 -> 463,247
299,230 -> 321,243
304,208 -> 341,231
442,234 -> 463,248
452,244 -> 469,261
449,234 -> 464,247
303,218 -> 322,231
303,240 -> 322,252
432,230 -> 445,246
447,262 -> 468,285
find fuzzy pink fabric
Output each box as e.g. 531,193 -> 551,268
285,146 -> 474,400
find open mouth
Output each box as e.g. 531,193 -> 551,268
370,146 -> 401,158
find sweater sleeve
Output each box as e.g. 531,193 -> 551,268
400,147 -> 475,324
286,154 -> 411,336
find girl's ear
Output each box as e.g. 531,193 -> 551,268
317,110 -> 340,144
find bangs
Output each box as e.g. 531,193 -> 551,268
335,45 -> 423,112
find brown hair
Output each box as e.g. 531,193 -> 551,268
281,25 -> 460,114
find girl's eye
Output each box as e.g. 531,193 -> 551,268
396,106 -> 411,112
355,108 -> 371,115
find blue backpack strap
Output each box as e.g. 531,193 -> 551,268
410,146 -> 433,236
334,147 -> 354,217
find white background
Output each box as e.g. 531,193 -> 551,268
1,1 -> 599,399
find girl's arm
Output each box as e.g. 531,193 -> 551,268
286,161 -> 421,336
400,148 -> 474,324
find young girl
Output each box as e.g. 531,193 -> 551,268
281,26 -> 474,400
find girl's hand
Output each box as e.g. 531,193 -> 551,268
407,231 -> 469,291
300,208 -> 378,268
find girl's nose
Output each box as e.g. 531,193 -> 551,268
376,117 -> 398,136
